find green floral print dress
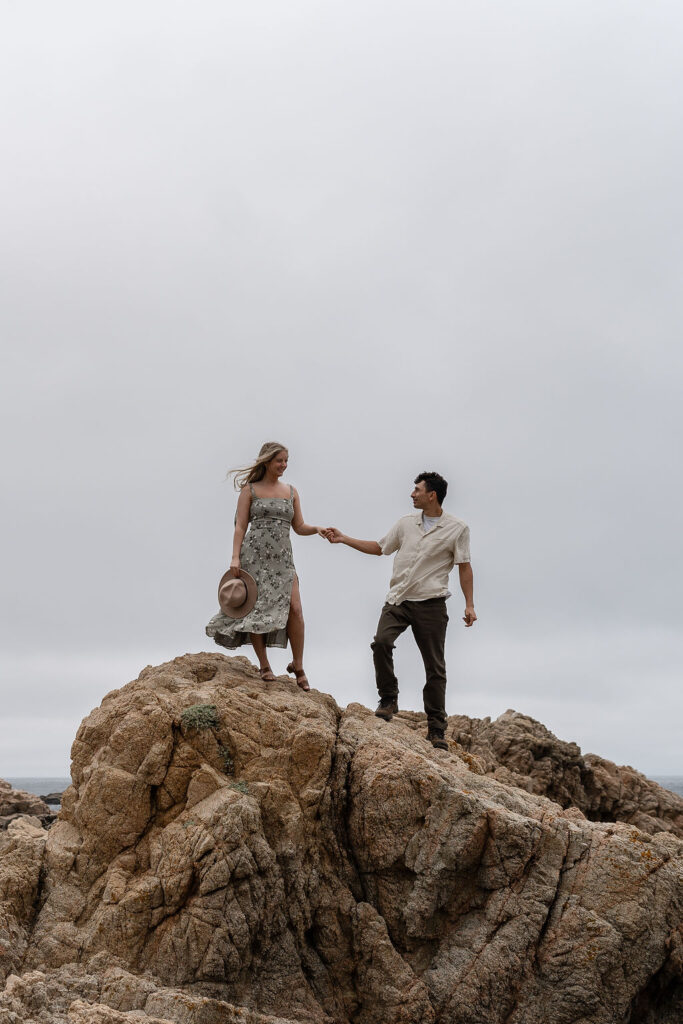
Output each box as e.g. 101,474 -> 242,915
206,484 -> 296,650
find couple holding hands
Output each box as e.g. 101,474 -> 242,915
205,441 -> 476,749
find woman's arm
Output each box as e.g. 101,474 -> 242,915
291,488 -> 326,537
230,487 -> 251,576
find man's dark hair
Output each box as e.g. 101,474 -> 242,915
414,471 -> 448,505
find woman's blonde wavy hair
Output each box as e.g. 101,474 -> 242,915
228,442 -> 289,490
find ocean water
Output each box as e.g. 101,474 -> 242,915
6,777 -> 71,811
651,776 -> 683,797
6,777 -> 71,797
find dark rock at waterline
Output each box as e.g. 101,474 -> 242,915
38,792 -> 63,805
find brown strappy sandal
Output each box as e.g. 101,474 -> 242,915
258,666 -> 276,682
287,661 -> 310,692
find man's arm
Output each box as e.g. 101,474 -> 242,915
458,562 -> 477,626
324,528 -> 382,556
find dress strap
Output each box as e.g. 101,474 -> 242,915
249,483 -> 255,496
289,485 -> 294,501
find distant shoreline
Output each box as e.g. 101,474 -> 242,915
6,775 -> 683,799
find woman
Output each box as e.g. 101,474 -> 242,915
205,442 -> 325,690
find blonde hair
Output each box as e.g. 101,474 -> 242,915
229,442 -> 288,490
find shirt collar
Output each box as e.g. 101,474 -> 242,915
416,512 -> 445,529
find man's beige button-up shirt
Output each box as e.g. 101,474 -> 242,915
379,512 -> 471,605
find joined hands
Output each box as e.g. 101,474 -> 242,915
321,527 -> 344,543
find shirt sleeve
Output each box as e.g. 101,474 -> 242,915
454,525 -> 471,564
379,518 -> 403,555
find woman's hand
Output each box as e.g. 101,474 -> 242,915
315,526 -> 329,538
230,560 -> 241,578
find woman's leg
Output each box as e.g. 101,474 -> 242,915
250,633 -> 271,671
287,576 -> 305,670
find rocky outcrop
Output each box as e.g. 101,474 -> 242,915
40,792 -> 65,806
1,653 -> 681,1024
0,817 -> 48,984
0,778 -> 54,830
0,964 -> 299,1023
0,778 -> 51,827
448,709 -> 683,837
0,780 -> 50,818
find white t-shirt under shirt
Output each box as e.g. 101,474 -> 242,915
422,514 -> 441,533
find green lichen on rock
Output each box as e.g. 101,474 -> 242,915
229,780 -> 249,794
180,703 -> 219,732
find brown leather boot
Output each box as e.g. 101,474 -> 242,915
427,727 -> 448,750
375,697 -> 399,721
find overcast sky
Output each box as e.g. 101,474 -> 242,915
2,1 -> 682,777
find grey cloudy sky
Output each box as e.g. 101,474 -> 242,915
2,1 -> 682,776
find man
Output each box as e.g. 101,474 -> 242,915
325,472 -> 476,750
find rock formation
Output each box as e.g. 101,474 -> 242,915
0,779 -> 52,831
0,652 -> 681,1023
39,792 -> 65,806
447,709 -> 683,838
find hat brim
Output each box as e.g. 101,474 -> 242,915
218,569 -> 258,619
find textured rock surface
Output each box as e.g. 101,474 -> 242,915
1,653 -> 681,1023
448,709 -> 683,837
0,964 -> 300,1023
0,779 -> 54,834
0,779 -> 56,832
0,817 -> 48,984
0,780 -> 51,819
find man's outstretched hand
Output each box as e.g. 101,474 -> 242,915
463,606 -> 477,627
323,527 -> 344,543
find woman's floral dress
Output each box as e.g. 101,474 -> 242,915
205,484 -> 296,650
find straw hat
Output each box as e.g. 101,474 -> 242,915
217,569 -> 257,619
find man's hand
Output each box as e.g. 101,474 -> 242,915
324,527 -> 345,544
463,606 -> 477,627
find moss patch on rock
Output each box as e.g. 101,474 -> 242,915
180,704 -> 219,732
